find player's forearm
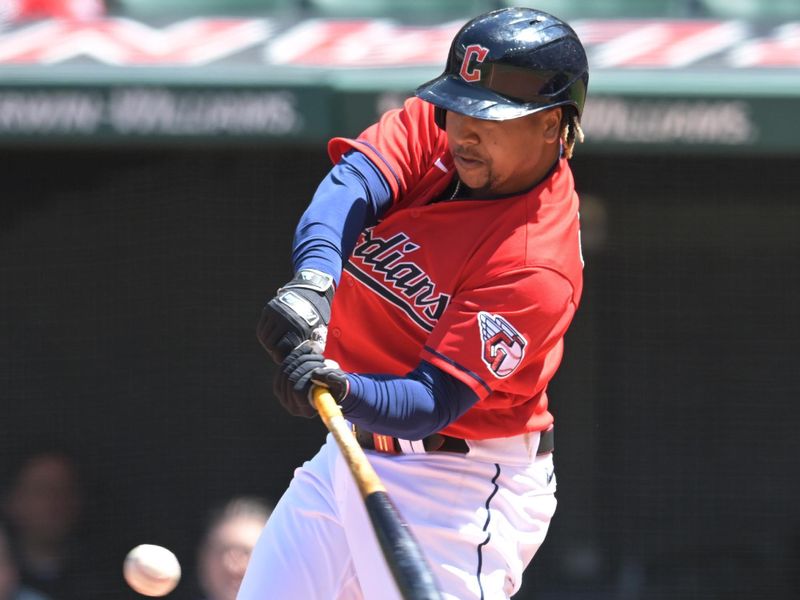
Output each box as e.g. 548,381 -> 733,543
341,362 -> 479,440
292,150 -> 392,284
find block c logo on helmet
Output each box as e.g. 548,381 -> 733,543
459,44 -> 489,82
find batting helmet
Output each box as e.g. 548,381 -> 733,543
415,7 -> 589,129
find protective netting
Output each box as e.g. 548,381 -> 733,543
1,148 -> 798,599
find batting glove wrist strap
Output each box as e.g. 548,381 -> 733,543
282,269 -> 335,298
257,269 -> 335,364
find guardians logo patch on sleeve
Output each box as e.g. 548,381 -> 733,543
478,311 -> 527,378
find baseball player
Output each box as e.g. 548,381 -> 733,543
241,7 -> 588,600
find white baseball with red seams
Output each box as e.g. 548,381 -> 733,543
123,544 -> 181,597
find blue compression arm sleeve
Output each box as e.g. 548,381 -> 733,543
292,150 -> 393,284
339,361 -> 480,440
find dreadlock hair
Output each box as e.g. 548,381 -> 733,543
561,106 -> 585,160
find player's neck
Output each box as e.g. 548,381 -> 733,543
521,144 -> 562,192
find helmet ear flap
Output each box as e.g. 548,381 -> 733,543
434,107 -> 446,129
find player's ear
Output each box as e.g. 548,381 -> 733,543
542,107 -> 562,143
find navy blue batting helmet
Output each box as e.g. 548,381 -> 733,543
415,7 -> 589,128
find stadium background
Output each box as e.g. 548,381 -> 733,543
1,1 -> 798,598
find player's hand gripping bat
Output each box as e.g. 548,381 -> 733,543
311,386 -> 443,600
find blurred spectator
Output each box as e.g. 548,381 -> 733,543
196,497 -> 271,600
0,0 -> 105,22
0,523 -> 50,600
1,447 -> 108,600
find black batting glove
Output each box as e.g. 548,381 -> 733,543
256,269 -> 335,364
273,342 -> 350,418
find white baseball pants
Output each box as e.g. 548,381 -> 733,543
237,430 -> 557,600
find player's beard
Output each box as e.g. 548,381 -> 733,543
453,150 -> 496,196
457,161 -> 499,197
473,168 -> 500,197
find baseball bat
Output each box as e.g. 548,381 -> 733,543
311,386 -> 443,600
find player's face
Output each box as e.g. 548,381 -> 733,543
446,108 -> 563,196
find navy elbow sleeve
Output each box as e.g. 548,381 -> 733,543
292,151 -> 392,281
339,362 -> 479,440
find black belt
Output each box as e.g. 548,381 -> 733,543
353,426 -> 554,456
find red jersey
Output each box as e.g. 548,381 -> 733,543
325,97 -> 583,440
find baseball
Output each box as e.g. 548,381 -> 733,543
123,544 -> 181,597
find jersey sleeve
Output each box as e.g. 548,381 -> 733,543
421,267 -> 577,402
328,97 -> 444,204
